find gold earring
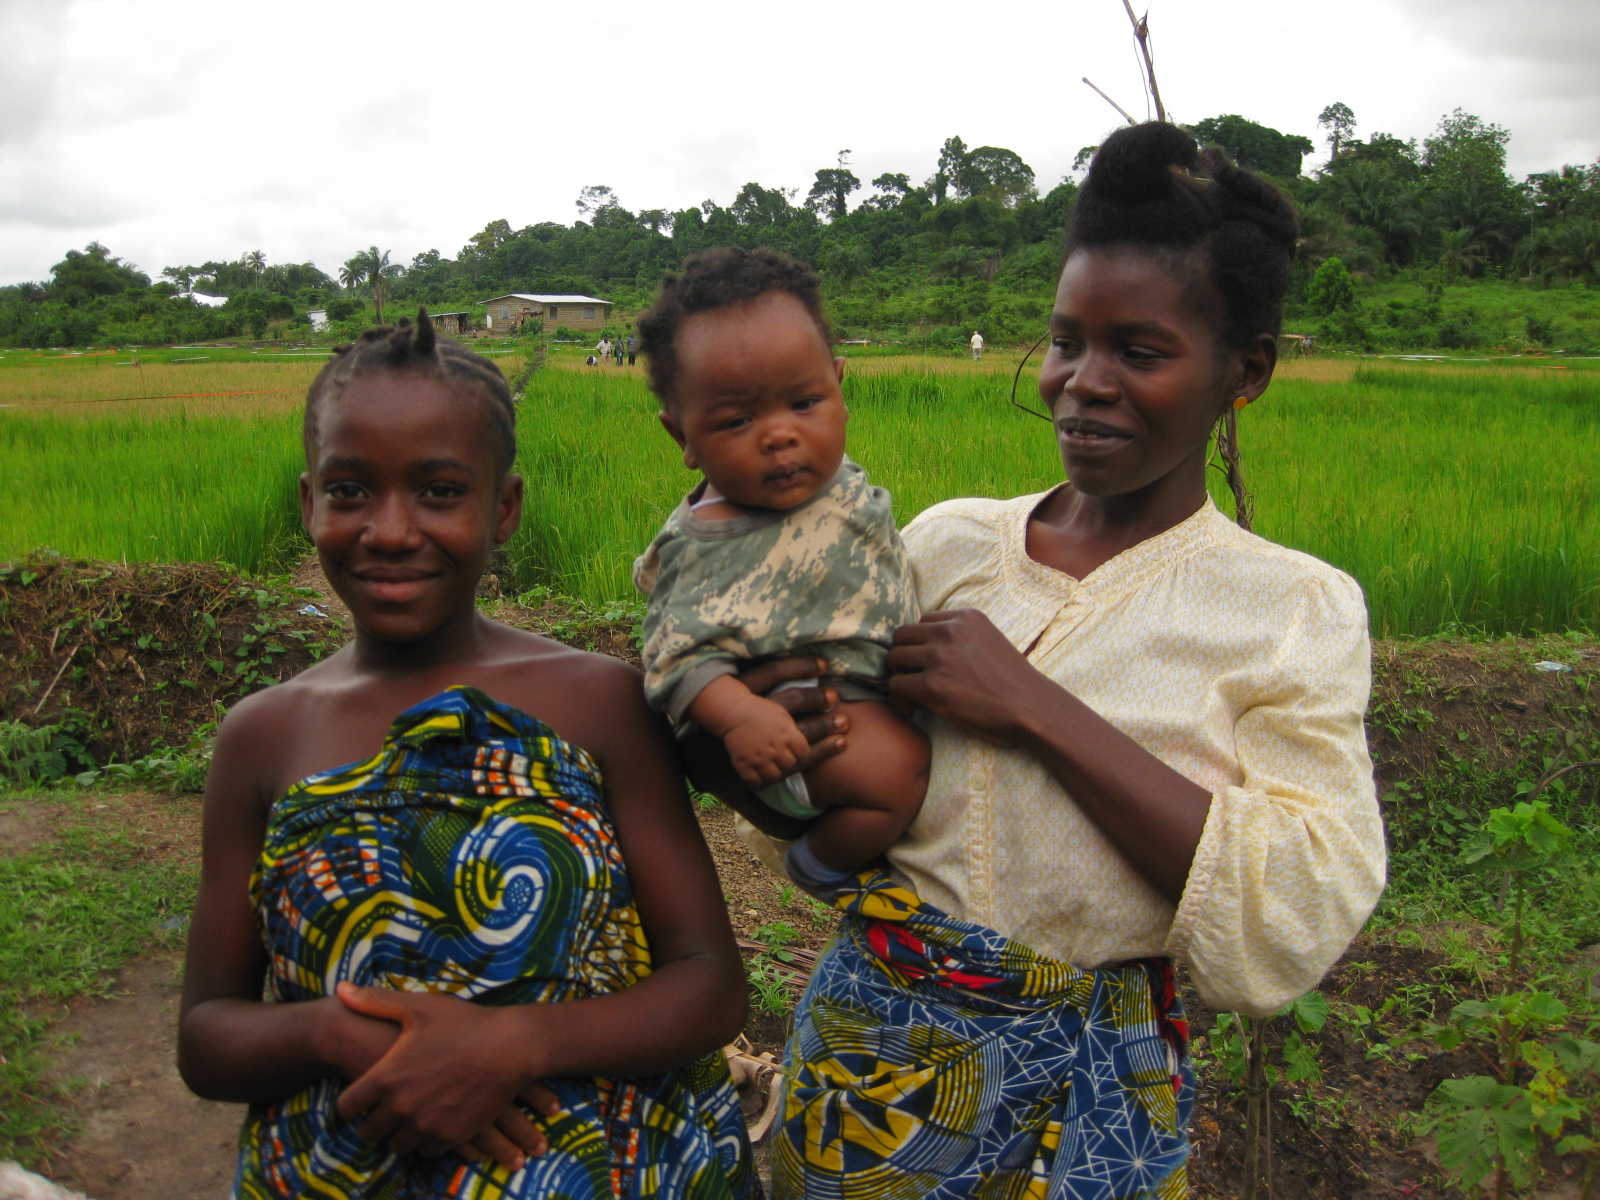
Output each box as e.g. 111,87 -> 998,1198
1232,396 -> 1250,411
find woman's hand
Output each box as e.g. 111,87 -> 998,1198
736,657 -> 852,770
679,657 -> 851,839
332,984 -> 559,1171
886,610 -> 1053,746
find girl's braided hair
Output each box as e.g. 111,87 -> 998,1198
1066,123 -> 1301,529
637,246 -> 831,407
303,308 -> 517,475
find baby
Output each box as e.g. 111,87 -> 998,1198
633,247 -> 929,890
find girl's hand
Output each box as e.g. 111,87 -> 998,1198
886,610 -> 1053,747
332,984 -> 559,1170
314,995 -> 402,1082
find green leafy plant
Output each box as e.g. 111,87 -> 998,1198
1420,767 -> 1600,1197
745,957 -> 791,1017
0,720 -> 92,787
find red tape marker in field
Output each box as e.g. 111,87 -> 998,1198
18,389 -> 300,406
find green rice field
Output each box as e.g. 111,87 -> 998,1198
1,354 -> 1596,638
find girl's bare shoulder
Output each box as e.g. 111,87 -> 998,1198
482,622 -> 647,706
476,623 -> 664,761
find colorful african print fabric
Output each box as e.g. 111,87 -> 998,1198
772,871 -> 1193,1200
238,686 -> 754,1200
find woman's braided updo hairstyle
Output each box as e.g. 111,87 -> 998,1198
1066,123 -> 1300,528
637,246 -> 831,406
303,308 -> 517,475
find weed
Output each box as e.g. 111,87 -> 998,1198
0,720 -> 89,786
1418,769 -> 1600,1196
753,921 -> 800,952
0,793 -> 198,1166
745,958 -> 792,1018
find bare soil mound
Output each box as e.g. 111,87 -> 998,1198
0,556 -> 342,765
1369,637 -> 1598,793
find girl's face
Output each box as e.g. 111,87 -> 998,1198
299,372 -> 522,643
1037,246 -> 1273,498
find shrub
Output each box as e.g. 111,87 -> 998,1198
1526,313 -> 1561,346
1437,313 -> 1486,349
1308,256 -> 1356,316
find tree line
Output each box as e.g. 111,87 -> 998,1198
2,107 -> 1596,350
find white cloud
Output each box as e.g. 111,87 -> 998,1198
1,0 -> 1595,286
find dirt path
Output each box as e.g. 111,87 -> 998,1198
42,955 -> 241,1200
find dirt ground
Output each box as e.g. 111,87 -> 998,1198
4,561 -> 1596,1197
10,791 -> 805,1200
41,954 -> 243,1200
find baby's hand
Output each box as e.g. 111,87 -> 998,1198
722,699 -> 811,788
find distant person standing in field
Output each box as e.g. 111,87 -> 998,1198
615,338 -> 625,366
627,331 -> 638,365
970,329 -> 984,359
597,335 -> 612,362
696,124 -> 1386,1199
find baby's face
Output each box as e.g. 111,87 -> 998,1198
662,292 -> 846,511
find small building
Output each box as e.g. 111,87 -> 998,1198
306,309 -> 329,331
480,293 -> 612,334
429,311 -> 470,337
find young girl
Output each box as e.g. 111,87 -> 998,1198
632,247 -> 928,892
178,315 -> 755,1199
712,124 -> 1386,1198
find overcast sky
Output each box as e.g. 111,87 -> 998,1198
2,0 -> 1596,288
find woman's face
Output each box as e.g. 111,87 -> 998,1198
1037,246 -> 1272,498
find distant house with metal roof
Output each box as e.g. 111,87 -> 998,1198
428,311 -> 471,337
481,293 -> 612,333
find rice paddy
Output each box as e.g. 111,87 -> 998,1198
512,357 -> 1600,638
1,349 -> 1595,636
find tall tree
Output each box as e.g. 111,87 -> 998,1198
954,146 -> 1037,206
340,246 -> 395,322
244,249 -> 266,286
1421,110 -> 1525,265
50,243 -> 148,306
805,151 -> 860,221
732,182 -> 797,227
1189,115 -> 1314,179
928,137 -> 968,205
1317,103 -> 1357,159
575,185 -> 619,219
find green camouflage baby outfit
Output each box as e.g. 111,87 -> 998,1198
633,459 -> 918,814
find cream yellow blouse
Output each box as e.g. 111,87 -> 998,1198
742,492 -> 1386,1017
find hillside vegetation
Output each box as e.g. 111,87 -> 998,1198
3,108 -> 1597,354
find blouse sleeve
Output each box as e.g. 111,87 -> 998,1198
1164,571 -> 1386,1017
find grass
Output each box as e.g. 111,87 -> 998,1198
0,407 -> 307,575
0,352 -> 527,574
1,347 -> 1594,636
0,790 -> 198,1167
509,358 -> 1600,637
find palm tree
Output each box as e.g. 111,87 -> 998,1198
339,247 -> 395,322
1550,219 -> 1600,288
244,249 -> 266,287
1438,229 -> 1487,281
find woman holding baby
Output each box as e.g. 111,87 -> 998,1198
684,124 -> 1387,1199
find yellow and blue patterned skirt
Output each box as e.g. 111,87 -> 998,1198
239,686 -> 755,1199
772,873 -> 1192,1200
